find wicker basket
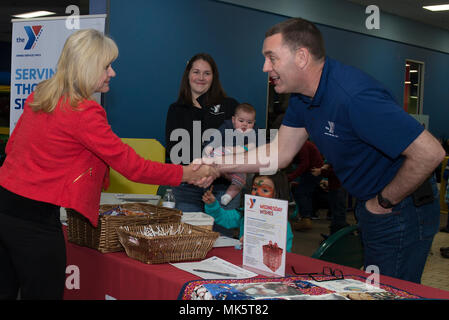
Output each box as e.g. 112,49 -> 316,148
181,212 -> 214,231
116,223 -> 219,264
67,203 -> 182,253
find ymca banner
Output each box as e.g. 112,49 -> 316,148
10,15 -> 106,134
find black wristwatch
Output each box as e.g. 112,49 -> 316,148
377,192 -> 394,209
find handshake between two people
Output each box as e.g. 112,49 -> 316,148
183,145 -> 243,188
181,143 -> 278,188
181,158 -> 220,189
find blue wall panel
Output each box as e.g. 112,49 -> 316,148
107,0 -> 449,145
218,0 -> 449,54
107,0 -> 281,145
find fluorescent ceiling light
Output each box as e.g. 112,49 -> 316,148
12,11 -> 56,19
423,4 -> 449,11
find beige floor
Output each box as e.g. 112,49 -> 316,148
289,206 -> 449,292
421,228 -> 449,291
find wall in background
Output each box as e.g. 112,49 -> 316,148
107,0 -> 276,145
104,0 -> 449,145
89,0 -> 107,16
219,0 -> 449,54
0,41 -> 11,85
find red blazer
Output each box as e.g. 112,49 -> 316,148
0,93 -> 183,226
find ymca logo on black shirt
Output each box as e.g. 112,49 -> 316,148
209,104 -> 224,115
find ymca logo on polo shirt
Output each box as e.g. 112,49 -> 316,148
325,121 -> 339,138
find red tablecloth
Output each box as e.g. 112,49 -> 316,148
63,228 -> 449,300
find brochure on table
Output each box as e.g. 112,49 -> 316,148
171,256 -> 258,279
243,194 -> 288,277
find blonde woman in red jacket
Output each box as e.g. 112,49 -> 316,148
0,29 -> 217,300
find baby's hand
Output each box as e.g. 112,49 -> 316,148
203,145 -> 214,158
202,186 -> 216,204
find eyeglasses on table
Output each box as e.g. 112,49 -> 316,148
291,266 -> 344,282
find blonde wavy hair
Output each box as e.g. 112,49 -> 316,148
30,29 -> 118,112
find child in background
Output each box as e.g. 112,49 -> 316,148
205,103 -> 260,206
311,162 -> 349,236
288,140 -> 323,231
202,171 -> 293,252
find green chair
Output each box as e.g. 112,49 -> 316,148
311,224 -> 364,269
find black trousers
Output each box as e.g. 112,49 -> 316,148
0,186 -> 66,300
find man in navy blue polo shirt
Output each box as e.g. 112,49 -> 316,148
209,17 -> 445,284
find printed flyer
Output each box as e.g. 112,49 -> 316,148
243,194 -> 288,277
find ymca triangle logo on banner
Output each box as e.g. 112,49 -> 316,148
24,25 -> 43,50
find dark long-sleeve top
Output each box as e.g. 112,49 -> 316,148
165,94 -> 238,164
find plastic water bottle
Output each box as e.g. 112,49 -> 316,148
162,189 -> 176,208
